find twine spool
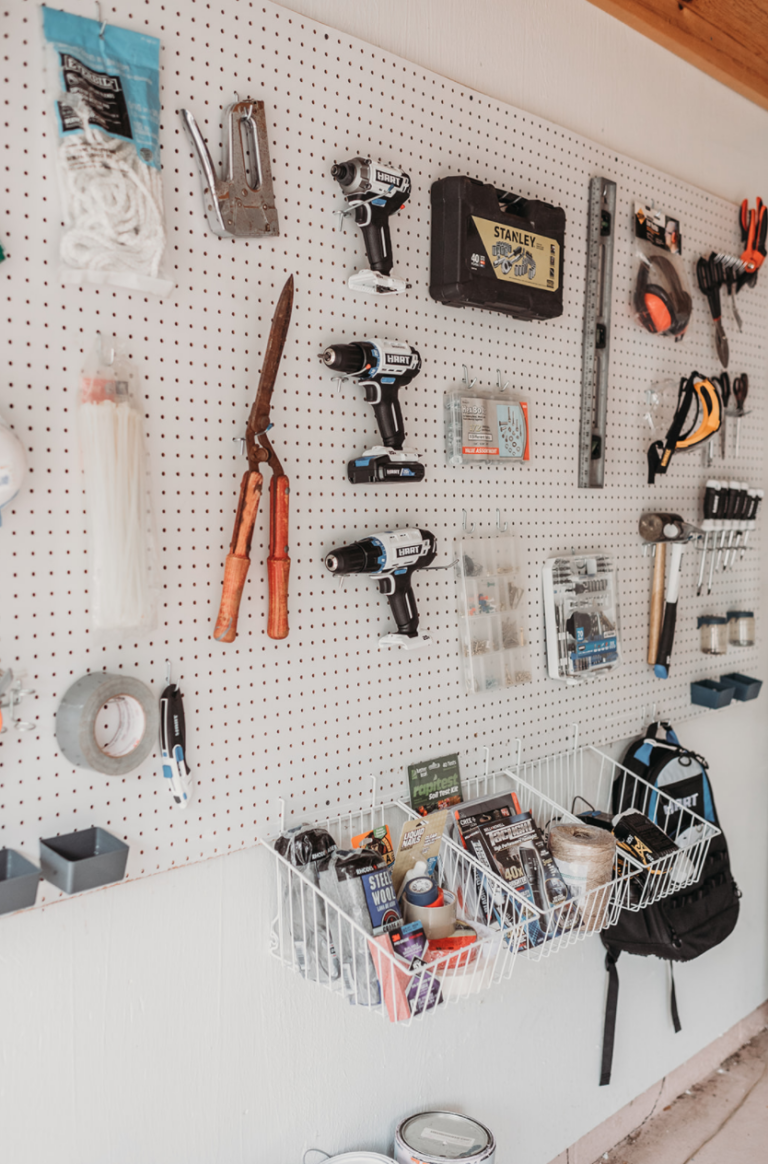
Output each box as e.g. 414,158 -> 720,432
549,823 -> 616,932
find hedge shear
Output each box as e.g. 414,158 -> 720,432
214,274 -> 294,642
739,198 -> 767,275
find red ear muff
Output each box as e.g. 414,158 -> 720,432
643,287 -> 673,334
634,254 -> 692,337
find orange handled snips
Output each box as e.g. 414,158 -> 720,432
213,274 -> 294,643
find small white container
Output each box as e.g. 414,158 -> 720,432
395,1111 -> 495,1163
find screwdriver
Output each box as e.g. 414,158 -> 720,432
717,372 -> 731,459
740,489 -> 764,561
708,481 -> 735,593
697,479 -> 722,595
727,488 -> 756,569
722,483 -> 749,569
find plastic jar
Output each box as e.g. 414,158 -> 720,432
727,610 -> 755,648
698,615 -> 728,655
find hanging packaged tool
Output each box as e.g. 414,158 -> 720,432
542,554 -> 621,683
647,373 -> 722,484
632,203 -> 691,340
331,157 -> 411,295
214,275 -> 293,643
159,682 -> 194,809
324,529 -> 437,650
320,340 -> 424,482
430,177 -> 565,320
180,100 -> 279,239
445,371 -> 530,465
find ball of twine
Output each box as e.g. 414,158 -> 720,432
550,823 -> 616,932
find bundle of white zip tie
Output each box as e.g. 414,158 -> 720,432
60,120 -> 166,281
79,395 -> 153,631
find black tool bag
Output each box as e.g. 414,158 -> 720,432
599,722 -> 740,1085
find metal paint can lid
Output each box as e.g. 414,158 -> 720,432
325,1155 -> 396,1164
395,1111 -> 495,1162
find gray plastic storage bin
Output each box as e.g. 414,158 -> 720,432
0,849 -> 40,915
39,827 -> 129,895
690,679 -> 735,709
719,673 -> 763,702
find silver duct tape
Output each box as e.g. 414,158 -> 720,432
55,672 -> 159,775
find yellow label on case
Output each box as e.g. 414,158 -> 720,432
471,216 -> 560,291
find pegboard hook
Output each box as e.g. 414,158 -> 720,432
496,369 -> 510,392
96,330 -> 114,367
462,365 -> 477,389
370,774 -> 377,810
483,745 -> 490,781
165,659 -> 172,687
95,1 -> 106,37
232,435 -> 247,456
278,796 -> 286,833
571,723 -> 580,754
496,509 -> 508,533
462,509 -> 475,534
514,737 -> 522,770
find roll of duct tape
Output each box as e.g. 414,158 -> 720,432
55,672 -> 159,776
403,889 -> 457,939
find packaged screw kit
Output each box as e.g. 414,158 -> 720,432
445,373 -> 530,465
542,553 -> 621,682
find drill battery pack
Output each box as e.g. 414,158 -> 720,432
430,176 -> 565,321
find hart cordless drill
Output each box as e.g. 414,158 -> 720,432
331,157 -> 411,295
321,339 -> 425,483
324,528 -> 436,649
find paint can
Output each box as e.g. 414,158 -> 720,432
319,1154 -> 396,1164
394,1111 -> 495,1163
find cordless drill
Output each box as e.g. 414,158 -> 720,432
324,528 -> 437,649
321,339 -> 425,484
331,157 -> 411,295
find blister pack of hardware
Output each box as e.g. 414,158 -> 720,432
542,554 -> 622,683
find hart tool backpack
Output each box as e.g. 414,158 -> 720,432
599,722 -> 739,1085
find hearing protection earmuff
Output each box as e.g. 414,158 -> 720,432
648,372 -> 722,483
634,254 -> 692,339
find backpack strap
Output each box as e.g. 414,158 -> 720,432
669,964 -> 682,1034
600,948 -> 620,1086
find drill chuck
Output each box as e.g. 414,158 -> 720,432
324,542 -> 372,574
321,343 -> 367,375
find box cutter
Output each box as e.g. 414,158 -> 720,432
160,684 -> 194,809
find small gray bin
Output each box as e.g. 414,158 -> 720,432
0,849 -> 41,915
39,827 -> 129,895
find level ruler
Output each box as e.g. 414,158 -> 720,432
579,176 -> 617,488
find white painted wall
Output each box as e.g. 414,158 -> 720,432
2,3 -> 767,1163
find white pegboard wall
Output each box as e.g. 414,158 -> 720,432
1,0 -> 764,904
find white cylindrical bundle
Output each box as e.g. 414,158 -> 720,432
549,823 -> 616,932
79,398 -> 152,631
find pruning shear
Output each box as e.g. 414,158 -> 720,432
214,274 -> 294,642
160,684 -> 194,809
739,199 -> 767,275
696,254 -> 729,367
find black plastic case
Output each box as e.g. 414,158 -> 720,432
430,176 -> 565,320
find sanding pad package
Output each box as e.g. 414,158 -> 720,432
42,6 -> 173,296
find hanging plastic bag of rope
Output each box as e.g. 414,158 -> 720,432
42,7 -> 173,297
78,334 -> 157,633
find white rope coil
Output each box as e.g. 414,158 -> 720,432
60,120 -> 166,280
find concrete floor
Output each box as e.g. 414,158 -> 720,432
601,1027 -> 768,1164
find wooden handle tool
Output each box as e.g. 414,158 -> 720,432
267,473 -> 290,639
647,541 -> 666,665
213,471 -> 262,642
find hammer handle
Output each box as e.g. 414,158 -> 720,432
654,541 -> 685,679
647,542 -> 666,665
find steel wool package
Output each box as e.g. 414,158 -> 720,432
42,6 -> 173,295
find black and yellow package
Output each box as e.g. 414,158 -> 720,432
430,176 -> 565,320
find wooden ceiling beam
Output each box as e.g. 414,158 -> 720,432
586,0 -> 768,112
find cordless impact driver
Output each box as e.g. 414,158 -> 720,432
324,528 -> 437,649
331,157 -> 411,295
321,339 -> 425,483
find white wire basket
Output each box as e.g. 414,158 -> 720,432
260,799 -> 535,1025
262,743 -> 720,1020
397,743 -> 721,963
